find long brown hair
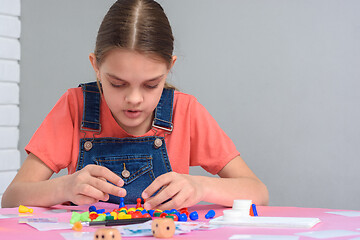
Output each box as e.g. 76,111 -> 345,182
94,0 -> 176,90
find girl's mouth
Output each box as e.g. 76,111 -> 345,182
124,110 -> 141,119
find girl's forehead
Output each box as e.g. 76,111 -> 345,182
101,49 -> 168,71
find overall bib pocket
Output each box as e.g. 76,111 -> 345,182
95,155 -> 156,203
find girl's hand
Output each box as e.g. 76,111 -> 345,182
141,172 -> 204,210
63,164 -> 126,205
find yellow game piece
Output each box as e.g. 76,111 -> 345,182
127,207 -> 136,212
72,221 -> 83,232
18,205 -> 33,213
118,213 -> 132,219
155,209 -> 163,213
119,207 -> 127,212
136,207 -> 144,211
110,212 -> 118,220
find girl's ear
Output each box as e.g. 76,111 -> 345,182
89,53 -> 101,80
170,55 -> 177,69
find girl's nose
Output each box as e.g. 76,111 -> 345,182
125,89 -> 143,105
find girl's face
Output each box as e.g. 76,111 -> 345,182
90,49 -> 176,136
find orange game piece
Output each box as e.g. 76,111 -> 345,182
72,221 -> 83,231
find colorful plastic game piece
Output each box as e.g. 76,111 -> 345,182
89,205 -> 96,212
89,212 -> 99,220
148,210 -> 155,217
169,214 -> 178,221
94,228 -> 122,240
189,211 -> 199,220
251,204 -> 258,216
205,209 -> 215,219
96,209 -> 105,214
80,212 -> 91,222
136,198 -> 142,208
160,213 -> 168,218
70,212 -> 81,224
72,221 -> 83,231
180,209 -> 189,217
18,205 -> 33,213
119,197 -> 125,209
154,212 -> 162,217
178,213 -> 188,222
152,218 -> 175,239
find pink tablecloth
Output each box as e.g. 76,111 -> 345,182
1,203 -> 360,240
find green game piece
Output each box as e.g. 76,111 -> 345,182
106,215 -> 114,220
70,212 -> 81,224
93,214 -> 106,221
154,212 -> 162,217
165,215 -> 174,220
80,211 -> 91,222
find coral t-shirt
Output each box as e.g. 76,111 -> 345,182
25,87 -> 240,175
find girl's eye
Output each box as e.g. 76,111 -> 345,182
110,82 -> 126,88
145,84 -> 159,89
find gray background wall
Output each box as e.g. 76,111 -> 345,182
20,0 -> 360,210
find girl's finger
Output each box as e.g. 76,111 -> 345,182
90,177 -> 127,198
142,172 -> 174,200
72,194 -> 99,206
157,193 -> 191,211
77,183 -> 110,201
144,183 -> 180,210
85,165 -> 124,187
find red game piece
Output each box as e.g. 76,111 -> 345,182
132,211 -> 143,218
89,213 -> 99,220
136,198 -> 142,209
169,214 -> 178,221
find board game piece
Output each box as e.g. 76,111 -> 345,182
18,205 -> 33,213
72,221 -> 83,231
136,198 -> 142,208
189,211 -> 199,220
119,197 -> 125,208
205,210 -> 215,219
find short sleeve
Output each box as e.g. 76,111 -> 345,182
25,90 -> 79,173
189,100 -> 240,175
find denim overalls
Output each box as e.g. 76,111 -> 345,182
75,82 -> 173,204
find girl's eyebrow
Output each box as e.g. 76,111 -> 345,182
106,73 -> 165,82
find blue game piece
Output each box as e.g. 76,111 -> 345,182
252,204 -> 258,216
189,211 -> 199,220
205,209 -> 215,219
119,197 -> 125,208
148,209 -> 155,217
89,205 -> 96,212
163,210 -> 171,214
105,212 -> 111,216
170,209 -> 178,215
178,213 -> 188,222
95,209 -> 105,214
141,209 -> 148,215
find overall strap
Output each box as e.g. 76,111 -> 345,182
78,82 -> 174,133
152,88 -> 175,132
79,82 -> 101,133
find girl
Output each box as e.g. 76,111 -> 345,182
2,0 -> 268,210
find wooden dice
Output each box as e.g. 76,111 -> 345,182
151,218 -> 175,238
94,228 -> 121,240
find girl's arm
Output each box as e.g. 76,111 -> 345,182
142,156 -> 268,210
1,153 -> 126,208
